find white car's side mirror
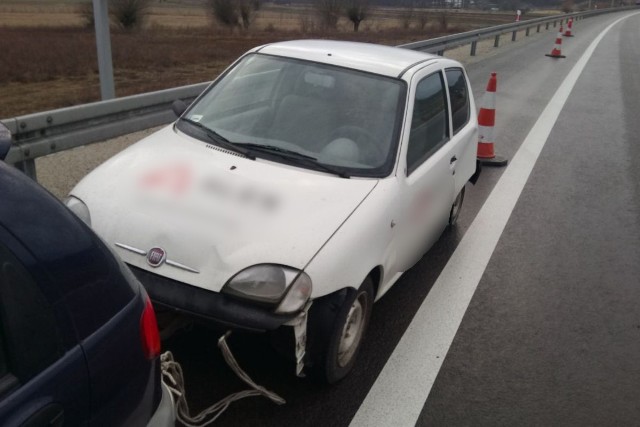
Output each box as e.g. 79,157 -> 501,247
172,100 -> 188,118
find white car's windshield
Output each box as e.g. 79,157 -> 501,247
182,53 -> 406,177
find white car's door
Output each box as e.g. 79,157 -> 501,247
443,67 -> 477,194
393,67 -> 456,273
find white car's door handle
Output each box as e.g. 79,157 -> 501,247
450,155 -> 458,164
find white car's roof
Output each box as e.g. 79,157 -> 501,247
255,40 -> 439,78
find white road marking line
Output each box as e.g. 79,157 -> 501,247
350,12 -> 639,427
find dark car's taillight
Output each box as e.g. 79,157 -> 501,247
140,297 -> 161,359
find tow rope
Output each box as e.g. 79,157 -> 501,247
160,331 -> 286,426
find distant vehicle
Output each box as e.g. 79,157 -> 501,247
0,126 -> 175,426
66,40 -> 480,383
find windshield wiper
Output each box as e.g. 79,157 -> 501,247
237,143 -> 350,178
179,118 -> 255,160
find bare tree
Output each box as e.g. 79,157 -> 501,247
208,0 -> 238,28
346,0 -> 370,32
299,14 -> 316,33
207,0 -> 261,29
415,0 -> 430,30
110,0 -> 152,30
399,0 -> 415,30
77,1 -> 95,29
238,0 -> 262,29
561,0 -> 574,12
313,0 -> 341,30
438,11 -> 448,31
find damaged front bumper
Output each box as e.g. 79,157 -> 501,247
129,265 -> 303,332
130,265 -> 312,377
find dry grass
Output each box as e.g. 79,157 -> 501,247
0,2 -> 547,118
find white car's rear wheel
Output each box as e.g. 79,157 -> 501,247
449,186 -> 465,226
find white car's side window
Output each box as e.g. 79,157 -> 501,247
406,71 -> 450,175
445,68 -> 471,135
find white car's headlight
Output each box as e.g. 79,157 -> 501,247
275,272 -> 312,314
223,264 -> 312,313
64,196 -> 92,226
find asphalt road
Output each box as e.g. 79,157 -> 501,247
419,12 -> 640,426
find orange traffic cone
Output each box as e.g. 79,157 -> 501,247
477,72 -> 507,167
546,26 -> 566,58
564,18 -> 574,37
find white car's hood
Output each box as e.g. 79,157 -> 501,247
71,126 -> 377,292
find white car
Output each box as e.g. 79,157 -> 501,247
66,40 -> 480,383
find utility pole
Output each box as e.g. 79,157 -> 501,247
92,0 -> 115,100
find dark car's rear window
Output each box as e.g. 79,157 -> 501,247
0,242 -> 63,383
0,164 -> 136,340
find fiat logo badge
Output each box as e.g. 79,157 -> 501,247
147,247 -> 167,267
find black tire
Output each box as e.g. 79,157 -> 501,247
449,186 -> 465,226
307,277 -> 374,384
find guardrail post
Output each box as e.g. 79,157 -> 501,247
511,30 -> 517,41
92,0 -> 115,100
537,24 -> 541,33
470,41 -> 477,56
525,27 -> 530,36
14,159 -> 37,181
553,20 -> 557,27
546,22 -> 550,30
494,34 -> 500,47
437,49 -> 445,56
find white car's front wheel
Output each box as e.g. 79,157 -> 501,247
308,278 -> 374,383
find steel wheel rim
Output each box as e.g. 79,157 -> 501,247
337,292 -> 367,368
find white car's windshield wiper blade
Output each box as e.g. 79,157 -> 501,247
179,118 -> 255,160
238,143 -> 350,178
238,143 -> 317,160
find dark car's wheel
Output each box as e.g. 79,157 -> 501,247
449,186 -> 465,226
307,277 -> 374,383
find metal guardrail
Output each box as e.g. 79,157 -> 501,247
3,82 -> 209,179
2,6 -> 637,180
398,8 -> 623,53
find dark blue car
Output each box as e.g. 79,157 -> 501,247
0,130 -> 175,426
